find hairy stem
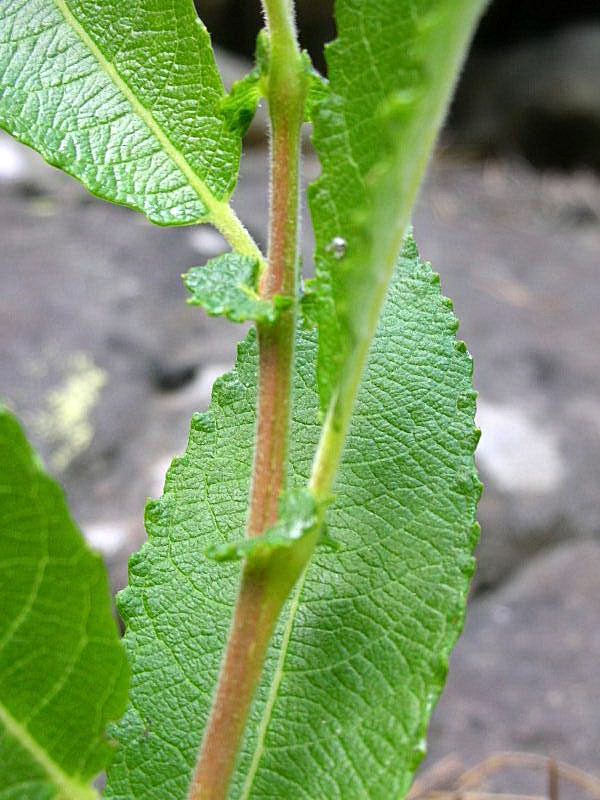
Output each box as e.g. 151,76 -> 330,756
188,567 -> 286,800
209,201 -> 267,269
189,3 -> 307,797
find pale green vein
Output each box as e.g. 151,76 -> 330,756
0,554 -> 47,653
52,0 -> 264,265
0,700 -> 98,800
239,572 -> 308,800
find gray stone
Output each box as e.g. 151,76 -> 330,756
423,542 -> 600,792
452,24 -> 600,170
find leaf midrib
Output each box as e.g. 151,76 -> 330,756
52,0 -> 228,223
0,699 -> 97,800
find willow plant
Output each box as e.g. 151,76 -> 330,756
0,1 -> 486,798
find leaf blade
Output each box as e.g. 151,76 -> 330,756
105,239 -> 480,799
0,409 -> 129,799
308,0 -> 486,411
0,0 -> 247,234
184,254 -> 291,324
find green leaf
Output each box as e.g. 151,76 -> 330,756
0,408 -> 129,799
0,1 -> 245,232
205,489 -> 321,564
184,254 -> 291,324
308,0 -> 486,411
220,30 -> 269,138
105,238 -> 480,799
303,66 -> 328,124
220,73 -> 263,139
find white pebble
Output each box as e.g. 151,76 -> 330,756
0,137 -> 27,181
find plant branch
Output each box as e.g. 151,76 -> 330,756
247,14 -> 305,539
187,565 -> 287,800
189,2 -> 307,797
209,200 -> 266,269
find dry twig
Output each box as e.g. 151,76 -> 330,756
409,752 -> 600,800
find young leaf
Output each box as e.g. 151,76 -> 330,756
205,488 -> 320,564
0,409 -> 129,799
105,238 -> 480,799
308,0 -> 486,411
220,30 -> 269,138
304,66 -> 329,124
184,254 -> 291,324
0,0 -> 257,252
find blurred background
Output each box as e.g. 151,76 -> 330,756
1,0 -> 599,795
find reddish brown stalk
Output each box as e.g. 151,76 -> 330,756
248,112 -> 298,537
190,124 -> 299,800
188,567 -> 282,800
188,3 -> 307,797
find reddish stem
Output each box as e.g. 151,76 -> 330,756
247,112 -> 298,537
188,568 -> 282,800
188,5 -> 307,796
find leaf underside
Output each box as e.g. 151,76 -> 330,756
309,0 -> 486,411
0,409 -> 129,800
0,0 -> 240,225
105,239 -> 481,800
184,254 -> 289,325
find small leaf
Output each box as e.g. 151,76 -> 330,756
0,408 -> 129,799
304,65 -> 329,123
0,1 -> 242,228
184,253 -> 291,324
206,488 -> 320,564
221,73 -> 263,138
105,239 -> 480,799
221,30 -> 269,137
